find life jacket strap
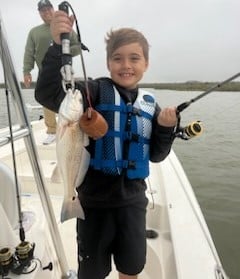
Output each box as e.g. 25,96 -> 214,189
90,158 -> 148,170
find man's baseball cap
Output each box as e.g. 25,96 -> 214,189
38,0 -> 53,10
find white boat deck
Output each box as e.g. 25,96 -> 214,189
0,120 -> 174,278
0,119 -> 228,279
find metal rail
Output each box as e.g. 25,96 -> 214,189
0,127 -> 29,147
0,14 -> 75,279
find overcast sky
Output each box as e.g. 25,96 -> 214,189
0,0 -> 240,83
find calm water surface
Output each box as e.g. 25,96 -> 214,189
155,89 -> 240,279
0,89 -> 240,278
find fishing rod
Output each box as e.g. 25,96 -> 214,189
59,1 -> 108,139
0,22 -> 25,245
174,72 -> 240,140
177,72 -> 240,112
0,23 -> 55,277
0,26 -> 36,276
59,1 -> 89,90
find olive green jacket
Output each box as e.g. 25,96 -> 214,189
23,23 -> 80,74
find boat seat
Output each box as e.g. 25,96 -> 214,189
0,161 -> 19,230
0,203 -> 18,248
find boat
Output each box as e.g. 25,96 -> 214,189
0,14 -> 229,279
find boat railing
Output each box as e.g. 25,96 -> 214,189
0,126 -> 29,147
0,14 -> 75,279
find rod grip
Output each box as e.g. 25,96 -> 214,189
177,101 -> 191,113
58,2 -> 69,42
58,2 -> 72,83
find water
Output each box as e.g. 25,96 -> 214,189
0,89 -> 43,127
154,89 -> 240,279
0,88 -> 240,278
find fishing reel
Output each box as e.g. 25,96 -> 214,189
174,120 -> 203,140
0,241 -> 35,276
12,241 -> 36,275
0,247 -> 13,276
0,241 -> 53,277
173,100 -> 204,141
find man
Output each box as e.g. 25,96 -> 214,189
23,0 -> 81,144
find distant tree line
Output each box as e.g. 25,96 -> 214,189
1,81 -> 240,91
139,81 -> 240,92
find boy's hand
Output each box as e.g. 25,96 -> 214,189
157,107 -> 177,127
50,11 -> 75,45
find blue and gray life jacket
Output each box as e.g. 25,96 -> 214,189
90,80 -> 156,179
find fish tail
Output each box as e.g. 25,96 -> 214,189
60,197 -> 85,223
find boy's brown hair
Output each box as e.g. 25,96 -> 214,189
105,28 -> 149,61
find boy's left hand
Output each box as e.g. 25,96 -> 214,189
157,107 -> 177,127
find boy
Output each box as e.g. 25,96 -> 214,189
35,10 -> 177,279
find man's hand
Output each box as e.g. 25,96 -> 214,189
24,73 -> 32,88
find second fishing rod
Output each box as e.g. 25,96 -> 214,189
173,72 -> 240,140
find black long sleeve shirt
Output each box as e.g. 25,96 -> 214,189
35,44 -> 175,208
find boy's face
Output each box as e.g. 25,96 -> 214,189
107,43 -> 148,90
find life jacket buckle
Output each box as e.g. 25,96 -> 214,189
132,107 -> 142,116
131,133 -> 139,142
128,161 -> 136,169
126,132 -> 139,142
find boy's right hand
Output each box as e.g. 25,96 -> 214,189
50,11 -> 75,45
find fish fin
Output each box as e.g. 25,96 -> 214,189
83,133 -> 89,147
51,164 -> 62,183
60,197 -> 85,223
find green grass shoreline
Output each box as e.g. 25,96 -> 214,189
1,81 -> 240,91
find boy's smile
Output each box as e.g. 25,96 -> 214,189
107,43 -> 148,90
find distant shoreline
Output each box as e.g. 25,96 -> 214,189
1,81 -> 240,92
140,81 -> 240,92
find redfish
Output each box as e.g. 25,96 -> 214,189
56,88 -> 89,222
